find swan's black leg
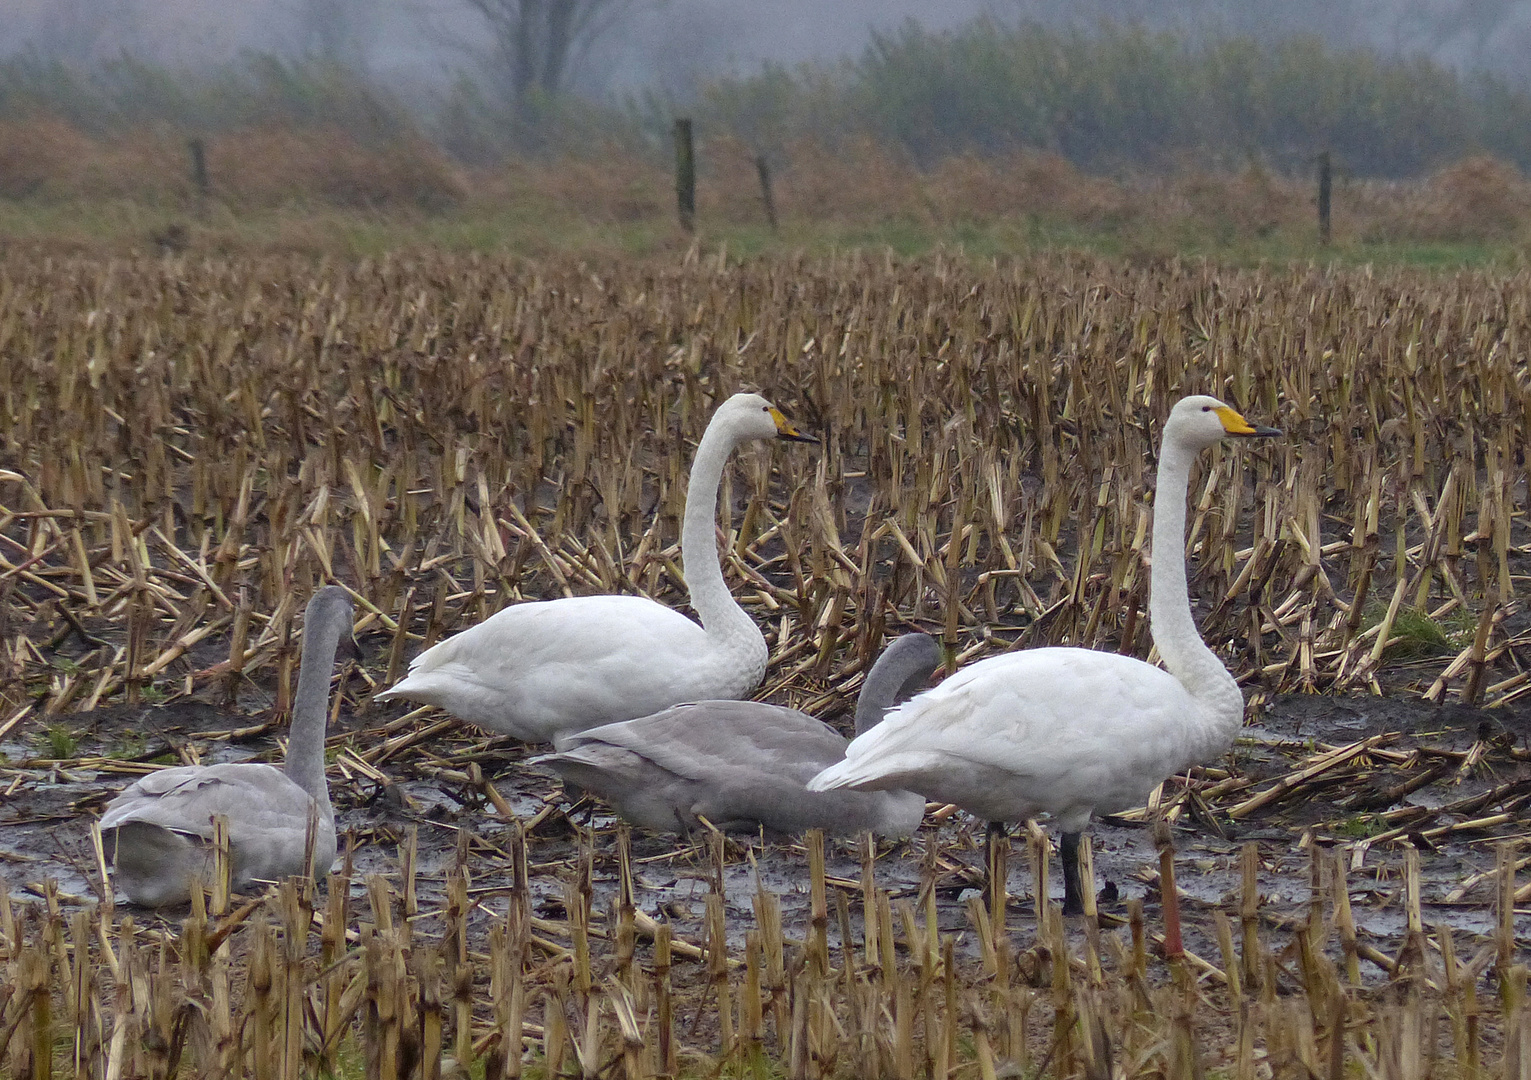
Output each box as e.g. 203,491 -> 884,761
1061,831 -> 1086,917
1154,819 -> 1184,958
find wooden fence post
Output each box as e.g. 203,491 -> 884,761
755,154 -> 778,231
188,138 -> 210,200
1317,150 -> 1332,246
674,119 -> 695,232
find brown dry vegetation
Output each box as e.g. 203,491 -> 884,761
3,252 -> 1531,1075
1359,156 -> 1531,243
0,118 -> 466,209
6,250 -> 1526,712
489,136 -> 1531,244
2,117 -> 1530,246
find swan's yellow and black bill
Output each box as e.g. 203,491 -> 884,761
1214,405 -> 1281,438
769,406 -> 819,443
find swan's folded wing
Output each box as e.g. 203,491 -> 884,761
812,648 -> 1198,792
547,703 -> 925,837
100,763 -> 315,840
558,702 -> 848,785
378,595 -> 742,737
390,596 -> 707,684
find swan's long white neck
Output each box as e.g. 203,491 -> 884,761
681,417 -> 768,661
285,605 -> 346,814
1150,438 -> 1245,735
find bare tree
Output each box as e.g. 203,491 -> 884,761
458,0 -> 639,106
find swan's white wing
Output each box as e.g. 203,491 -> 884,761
808,647 -> 1208,825
379,595 -> 761,741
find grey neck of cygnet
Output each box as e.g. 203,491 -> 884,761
285,604 -> 348,806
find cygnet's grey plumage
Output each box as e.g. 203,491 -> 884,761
98,586 -> 354,907
532,633 -> 942,838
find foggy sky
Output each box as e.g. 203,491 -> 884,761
8,0 -> 1531,97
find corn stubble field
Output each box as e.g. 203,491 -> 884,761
3,249 -> 1531,1077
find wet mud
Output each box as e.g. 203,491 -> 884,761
4,688 -> 1531,978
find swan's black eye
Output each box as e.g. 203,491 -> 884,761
1201,405 -> 1212,411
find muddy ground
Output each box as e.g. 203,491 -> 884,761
4,683 -> 1531,980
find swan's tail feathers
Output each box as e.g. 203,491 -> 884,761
529,746 -> 642,806
806,760 -> 855,792
808,754 -> 898,792
527,749 -> 589,775
374,635 -> 455,702
372,679 -> 417,703
373,653 -> 434,701
373,669 -> 444,706
807,750 -> 946,793
102,821 -> 201,908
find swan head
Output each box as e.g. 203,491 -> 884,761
1167,395 -> 1281,451
305,585 -> 358,655
716,392 -> 817,444
306,585 -> 354,622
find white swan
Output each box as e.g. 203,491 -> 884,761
99,586 -> 354,907
531,633 -> 942,838
808,395 -> 1279,915
375,393 -> 816,743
